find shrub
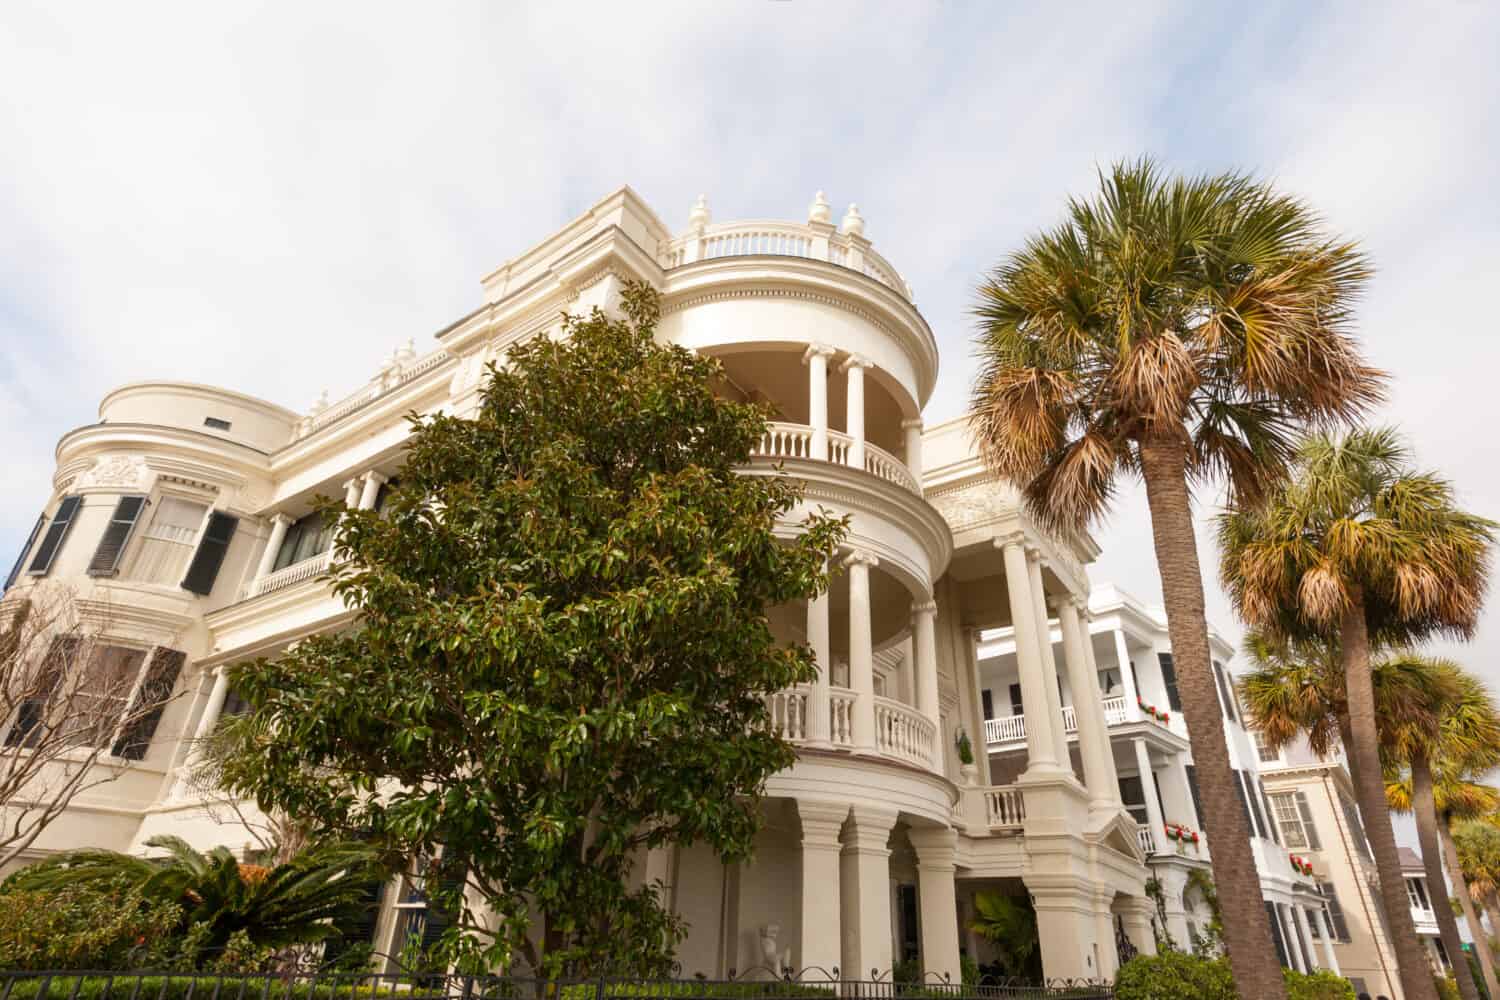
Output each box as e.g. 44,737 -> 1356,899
0,882 -> 182,971
1114,952 -> 1235,1000
1284,968 -> 1355,1000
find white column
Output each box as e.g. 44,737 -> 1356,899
1280,903 -> 1308,972
840,806 -> 896,979
357,471 -> 387,510
342,477 -> 363,508
842,355 -> 870,469
1133,737 -> 1166,852
1114,627 -> 1142,722
253,513 -> 294,582
1292,905 -> 1319,970
806,580 -> 832,748
804,345 -> 834,462
1169,753 -> 1201,831
1078,609 -> 1122,801
1314,906 -> 1341,973
908,827 -> 961,982
913,599 -> 941,769
847,550 -> 878,753
193,667 -> 232,744
1058,596 -> 1116,812
998,538 -> 1060,772
1026,549 -> 1071,766
901,418 -> 923,489
798,800 -> 847,974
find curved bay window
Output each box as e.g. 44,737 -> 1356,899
272,512 -> 335,571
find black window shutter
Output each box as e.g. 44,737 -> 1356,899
420,867 -> 466,951
1249,775 -> 1273,841
3,635 -> 77,748
1157,652 -> 1182,710
1232,768 -> 1258,836
88,496 -> 147,577
111,648 -> 185,760
5,514 -> 46,591
27,496 -> 83,576
1295,790 -> 1322,850
1210,661 -> 1232,720
981,689 -> 994,721
1185,765 -> 1205,832
324,876 -> 387,962
1321,883 -> 1350,941
181,512 -> 238,595
1265,901 -> 1290,968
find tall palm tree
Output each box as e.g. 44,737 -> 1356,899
972,159 -> 1382,999
1220,428 -> 1496,1000
8,834 -> 380,958
1454,819 -> 1500,950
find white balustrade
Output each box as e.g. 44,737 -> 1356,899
985,714 -> 1027,746
659,220 -> 912,301
983,784 -> 1026,829
829,688 -> 857,748
295,349 -> 453,441
1137,823 -> 1158,856
1102,696 -> 1129,725
873,695 -> 935,766
244,550 -> 335,599
766,688 -> 809,741
1061,705 -> 1077,733
750,421 -> 918,495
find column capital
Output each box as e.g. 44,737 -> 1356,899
842,805 -> 897,853
912,598 -> 937,618
1024,545 -> 1044,564
363,470 -> 389,488
900,416 -> 924,430
341,477 -> 363,492
992,531 -> 1028,551
839,353 -> 873,373
842,548 -> 879,569
906,825 -> 958,863
802,342 -> 836,364
268,511 -> 295,528
797,799 -> 849,846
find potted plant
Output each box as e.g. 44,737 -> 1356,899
955,728 -> 978,785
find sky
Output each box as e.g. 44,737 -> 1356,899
2,1 -> 1499,704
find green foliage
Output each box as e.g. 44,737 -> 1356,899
1184,868 -> 1224,955
219,283 -> 846,976
4,835 -> 379,964
959,953 -> 979,988
955,729 -> 974,765
0,979 -> 433,1000
1114,952 -> 1236,1000
968,891 -> 1040,981
1435,974 -> 1461,1000
0,879 -> 182,971
1284,969 -> 1357,1000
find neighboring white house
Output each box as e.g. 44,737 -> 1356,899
0,187 -> 1345,984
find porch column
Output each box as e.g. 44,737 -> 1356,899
357,471 -> 387,510
806,577 -> 832,748
1119,897 -> 1158,957
901,418 -> 923,490
847,550 -> 878,753
1314,907 -> 1341,973
908,828 -> 961,983
1026,549 -> 1071,766
804,344 -> 835,462
1280,904 -> 1307,972
342,477 -> 363,508
1169,753 -> 1202,831
1132,737 -> 1166,853
1077,609 -> 1122,802
193,667 -> 233,744
253,513 -> 294,582
1058,596 -> 1116,813
841,806 -> 896,978
1292,905 -> 1319,971
1092,891 -> 1120,981
998,538 -> 1060,772
1114,628 -> 1142,722
913,598 -> 941,768
798,800 -> 848,975
842,355 -> 871,469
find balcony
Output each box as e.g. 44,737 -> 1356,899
984,695 -> 1144,748
766,685 -> 937,771
753,420 -> 919,494
242,550 -> 334,599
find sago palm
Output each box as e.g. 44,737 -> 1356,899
1220,428 -> 1496,1000
1386,668 -> 1500,1000
972,158 -> 1381,1000
9,834 -> 379,957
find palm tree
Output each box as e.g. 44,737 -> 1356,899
8,834 -> 379,959
1454,819 -> 1500,950
1220,428 -> 1497,1000
969,891 -> 1041,981
972,159 -> 1382,999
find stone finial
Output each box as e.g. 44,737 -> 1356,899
841,202 -> 865,237
310,389 -> 329,414
397,337 -> 417,364
808,190 -> 832,225
688,194 -> 710,229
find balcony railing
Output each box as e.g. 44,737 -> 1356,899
752,421 -> 919,494
874,695 -> 935,767
983,784 -> 1026,830
983,695 -> 1150,747
659,219 -> 913,301
243,550 -> 334,599
764,686 -> 933,770
1137,824 -> 1158,856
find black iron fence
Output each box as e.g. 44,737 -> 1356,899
0,971 -> 1113,1000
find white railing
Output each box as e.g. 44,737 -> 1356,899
766,688 -> 809,741
829,688 -> 856,747
1061,705 -> 1078,733
244,550 -> 334,599
659,219 -> 913,301
1137,824 -> 1158,856
983,784 -> 1026,829
873,695 -> 935,766
1102,696 -> 1130,725
985,714 -> 1026,746
752,421 -> 916,495
294,348 -> 453,441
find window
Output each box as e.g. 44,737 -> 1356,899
88,496 -> 148,577
1340,795 -> 1372,860
1318,882 -> 1351,942
130,497 -> 208,584
1157,653 -> 1182,711
203,417 -> 232,431
392,853 -> 464,956
981,689 -> 994,721
27,496 -> 82,577
112,648 -> 185,760
1253,729 -> 1281,764
1433,935 -> 1452,970
1185,765 -> 1204,831
273,512 -> 334,571
1008,682 -> 1024,717
1270,791 -> 1321,849
1406,877 -> 1432,912
1098,668 -> 1121,695
1260,781 -> 1284,845
1118,775 -> 1149,825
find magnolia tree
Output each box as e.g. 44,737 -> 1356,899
221,283 -> 846,975
0,583 -> 181,869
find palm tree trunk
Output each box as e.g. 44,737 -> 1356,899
1441,815 -> 1500,999
1413,755 -> 1481,999
1341,592 -> 1441,1000
1487,891 -> 1500,954
1139,438 -> 1287,1000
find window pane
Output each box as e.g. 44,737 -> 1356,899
1270,792 -> 1308,848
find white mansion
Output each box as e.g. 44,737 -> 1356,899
2,188 -> 1339,984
